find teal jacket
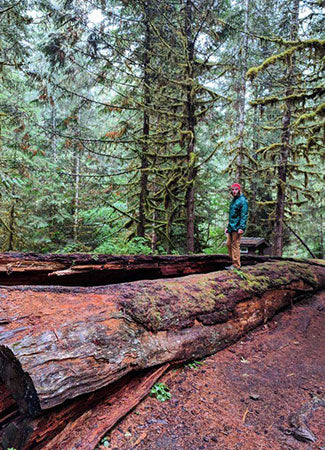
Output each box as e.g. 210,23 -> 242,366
227,194 -> 248,232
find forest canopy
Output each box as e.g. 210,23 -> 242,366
0,0 -> 324,257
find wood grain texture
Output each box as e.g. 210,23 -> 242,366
0,261 -> 324,417
0,383 -> 18,442
1,365 -> 169,450
0,252 -> 315,286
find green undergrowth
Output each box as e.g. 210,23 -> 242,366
185,359 -> 205,370
150,382 -> 171,402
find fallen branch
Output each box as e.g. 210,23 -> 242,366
289,396 -> 325,443
284,222 -> 317,259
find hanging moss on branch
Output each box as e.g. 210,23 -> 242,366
247,46 -> 299,81
247,39 -> 325,81
251,88 -> 325,107
295,103 -> 325,125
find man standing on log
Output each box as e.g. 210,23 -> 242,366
225,183 -> 248,270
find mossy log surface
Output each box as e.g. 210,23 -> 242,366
0,261 -> 324,418
0,252 -> 314,286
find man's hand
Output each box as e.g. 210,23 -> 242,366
238,229 -> 244,234
225,227 -> 228,235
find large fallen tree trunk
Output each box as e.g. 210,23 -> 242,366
0,383 -> 18,443
2,364 -> 169,450
0,252 -> 309,286
0,261 -> 324,419
0,384 -> 15,415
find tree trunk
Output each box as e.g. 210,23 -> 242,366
320,212 -> 324,258
7,203 -> 15,252
0,383 -> 16,426
137,2 -> 151,238
273,0 -> 299,256
249,97 -> 261,229
73,146 -> 80,242
236,0 -> 250,181
184,0 -> 196,253
0,383 -> 17,444
0,260 -> 324,417
151,182 -> 158,251
50,90 -> 57,162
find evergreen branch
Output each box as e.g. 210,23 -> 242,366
105,202 -> 139,224
79,142 -> 135,160
51,82 -> 137,111
56,167 -> 139,177
283,221 -> 317,258
0,216 -> 11,233
0,1 -> 21,14
247,41 -> 325,80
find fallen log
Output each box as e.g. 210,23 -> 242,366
0,384 -> 15,415
0,253 -> 240,286
0,383 -> 18,441
0,261 -> 324,418
2,364 -> 169,450
0,252 -> 311,286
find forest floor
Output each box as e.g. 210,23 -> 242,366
100,291 -> 325,450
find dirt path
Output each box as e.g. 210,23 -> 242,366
103,291 -> 325,450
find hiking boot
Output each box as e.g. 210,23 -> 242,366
225,265 -> 241,270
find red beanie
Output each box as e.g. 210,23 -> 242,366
231,183 -> 241,190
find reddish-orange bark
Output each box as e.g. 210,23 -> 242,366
0,252 -> 305,286
0,261 -> 324,418
2,365 -> 169,450
106,291 -> 325,450
43,364 -> 169,450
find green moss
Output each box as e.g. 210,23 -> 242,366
272,276 -> 290,286
295,103 -> 325,125
314,259 -> 325,266
300,38 -> 325,50
246,67 -> 259,80
247,39 -> 325,81
150,310 -> 162,329
247,47 -> 298,80
250,90 -> 322,107
236,272 -> 269,294
250,96 -> 280,106
122,261 -> 319,332
256,142 -> 282,155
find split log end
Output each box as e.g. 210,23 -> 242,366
0,346 -> 41,418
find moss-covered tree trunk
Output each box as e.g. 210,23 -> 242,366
137,1 -> 151,238
236,0 -> 250,182
273,0 -> 299,256
73,142 -> 80,243
184,0 -> 196,253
